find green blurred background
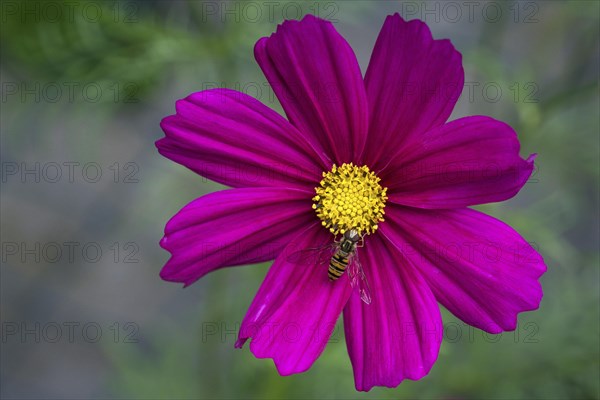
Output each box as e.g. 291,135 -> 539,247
1,1 -> 598,399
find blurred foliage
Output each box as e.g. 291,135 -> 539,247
1,0 -> 270,103
1,1 -> 598,399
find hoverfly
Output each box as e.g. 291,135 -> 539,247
288,229 -> 372,304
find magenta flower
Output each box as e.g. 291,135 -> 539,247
156,14 -> 546,391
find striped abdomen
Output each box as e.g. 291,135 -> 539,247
328,252 -> 349,281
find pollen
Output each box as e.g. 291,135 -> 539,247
312,163 -> 388,236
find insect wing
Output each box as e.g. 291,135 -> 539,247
287,243 -> 336,266
347,251 -> 372,305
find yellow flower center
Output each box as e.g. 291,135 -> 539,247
312,163 -> 388,236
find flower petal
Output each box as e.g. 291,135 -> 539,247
157,89 -> 326,189
384,116 -> 536,208
160,187 -> 314,286
236,223 -> 353,375
255,15 -> 369,164
362,13 -> 464,168
380,205 -> 546,333
343,235 -> 442,391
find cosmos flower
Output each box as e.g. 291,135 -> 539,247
156,14 -> 546,391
